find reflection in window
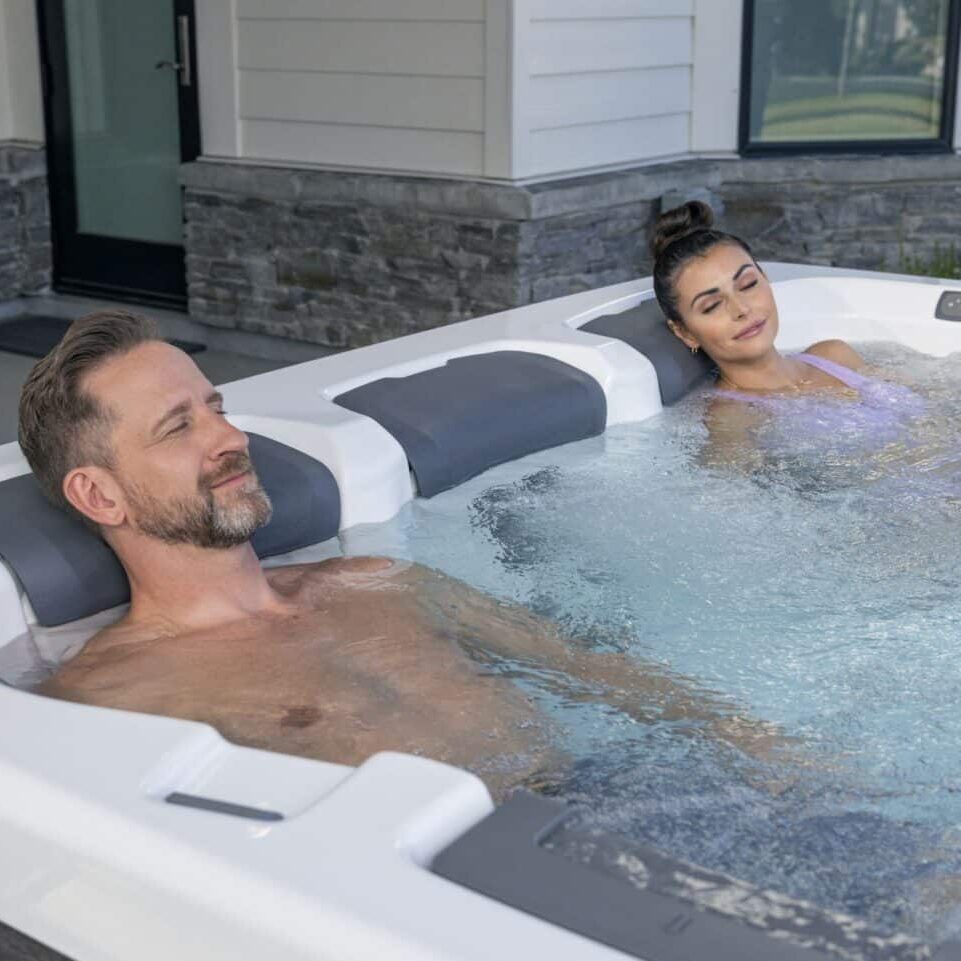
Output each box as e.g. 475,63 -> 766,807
747,0 -> 953,145
63,0 -> 183,244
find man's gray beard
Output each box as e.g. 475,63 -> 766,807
124,472 -> 273,549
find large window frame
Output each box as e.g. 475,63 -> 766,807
739,0 -> 961,155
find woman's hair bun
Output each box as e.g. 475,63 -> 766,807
649,200 -> 715,261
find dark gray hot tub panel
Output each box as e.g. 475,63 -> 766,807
0,921 -> 76,961
935,291 -> 961,321
432,791 -> 961,961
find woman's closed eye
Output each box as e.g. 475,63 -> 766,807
703,301 -> 722,314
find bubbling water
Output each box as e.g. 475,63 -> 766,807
343,344 -> 961,944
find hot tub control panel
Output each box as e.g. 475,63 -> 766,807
935,291 -> 961,320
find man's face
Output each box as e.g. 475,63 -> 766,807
83,341 -> 272,548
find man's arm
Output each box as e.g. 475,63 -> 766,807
428,569 -> 796,763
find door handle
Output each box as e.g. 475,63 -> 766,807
154,15 -> 192,87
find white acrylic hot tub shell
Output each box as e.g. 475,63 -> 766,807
2,264 -> 961,961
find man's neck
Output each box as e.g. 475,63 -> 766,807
114,537 -> 294,633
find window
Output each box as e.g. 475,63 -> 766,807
741,0 -> 960,151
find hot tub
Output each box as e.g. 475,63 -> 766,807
2,263 -> 961,961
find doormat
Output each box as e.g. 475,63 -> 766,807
0,315 -> 206,359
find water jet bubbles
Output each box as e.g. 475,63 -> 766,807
356,342 -> 961,942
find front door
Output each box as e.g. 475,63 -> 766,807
37,0 -> 200,308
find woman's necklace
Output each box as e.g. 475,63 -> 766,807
718,366 -> 857,398
718,375 -> 811,393
718,363 -> 812,393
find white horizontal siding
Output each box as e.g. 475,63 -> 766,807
530,17 -> 691,76
531,0 -> 693,17
243,120 -> 484,176
0,0 -> 43,142
235,7 -> 488,175
237,0 -> 483,21
240,72 -> 483,132
207,0 -> 706,180
527,113 -> 689,178
516,3 -> 694,178
238,20 -> 484,76
529,65 -> 690,131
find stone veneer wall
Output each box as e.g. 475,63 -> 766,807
181,154 -> 961,348
0,143 -> 51,301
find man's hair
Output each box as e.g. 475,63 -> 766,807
18,309 -> 159,522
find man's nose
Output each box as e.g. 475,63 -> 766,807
208,410 -> 249,458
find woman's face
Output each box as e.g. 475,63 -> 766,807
669,243 -> 779,364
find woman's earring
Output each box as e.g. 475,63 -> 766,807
690,345 -> 700,355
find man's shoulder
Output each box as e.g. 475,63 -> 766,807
268,555 -> 408,593
38,617 -> 162,701
272,555 -> 400,577
329,555 -> 398,574
83,616 -> 165,652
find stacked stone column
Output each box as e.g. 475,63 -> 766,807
0,144 -> 50,301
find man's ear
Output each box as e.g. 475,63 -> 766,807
62,466 -> 126,529
667,319 -> 700,352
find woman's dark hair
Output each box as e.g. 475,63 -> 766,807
650,201 -> 756,324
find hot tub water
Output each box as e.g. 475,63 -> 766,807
344,343 -> 961,942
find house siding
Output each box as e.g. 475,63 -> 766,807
234,1 -> 488,175
521,0 -> 695,178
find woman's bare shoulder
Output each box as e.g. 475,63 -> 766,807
804,339 -> 865,370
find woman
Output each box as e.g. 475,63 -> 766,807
650,201 -> 925,463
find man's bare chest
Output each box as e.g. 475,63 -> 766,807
46,574 -> 557,794
107,592 -> 527,724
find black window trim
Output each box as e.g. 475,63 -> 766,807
738,0 -> 961,155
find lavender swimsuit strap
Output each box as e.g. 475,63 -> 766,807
792,351 -> 926,425
793,352 -> 868,389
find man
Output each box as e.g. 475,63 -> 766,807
20,310 -> 783,800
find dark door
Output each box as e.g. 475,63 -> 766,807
37,0 -> 201,308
